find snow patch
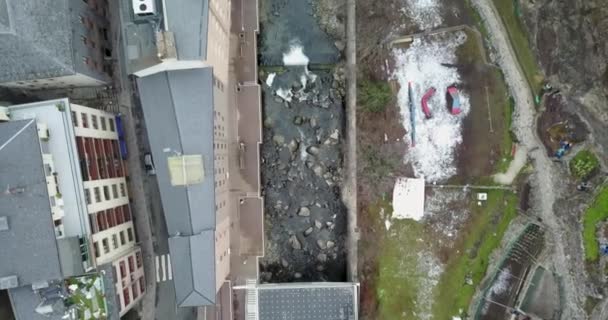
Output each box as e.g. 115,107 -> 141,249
401,0 -> 443,30
276,88 -> 293,102
392,32 -> 470,182
490,267 -> 511,296
266,73 -> 276,87
416,252 -> 443,320
283,43 -> 310,66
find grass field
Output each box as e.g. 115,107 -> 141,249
432,190 -> 518,319
492,0 -> 544,95
373,190 -> 518,319
583,186 -> 608,261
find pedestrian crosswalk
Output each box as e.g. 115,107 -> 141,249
155,254 -> 173,282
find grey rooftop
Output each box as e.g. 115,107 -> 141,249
0,0 -> 75,82
136,67 -> 216,306
0,120 -> 63,287
257,283 -> 359,320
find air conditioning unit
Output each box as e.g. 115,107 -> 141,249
37,123 -> 49,140
132,0 -> 157,16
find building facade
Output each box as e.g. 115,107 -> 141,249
5,98 -> 144,316
112,247 -> 146,316
0,0 -> 112,89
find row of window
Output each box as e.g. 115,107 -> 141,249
84,182 -> 126,205
215,199 -> 227,212
72,110 -> 115,132
93,226 -> 134,257
214,142 -> 227,150
90,204 -> 132,234
119,276 -> 145,310
212,75 -> 225,92
214,111 -> 225,122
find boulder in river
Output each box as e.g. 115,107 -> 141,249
298,207 -> 311,217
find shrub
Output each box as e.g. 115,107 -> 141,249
358,79 -> 392,113
570,150 -> 599,179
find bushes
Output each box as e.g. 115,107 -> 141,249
358,79 -> 392,113
570,150 -> 599,179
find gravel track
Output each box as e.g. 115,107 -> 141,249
471,0 -> 587,318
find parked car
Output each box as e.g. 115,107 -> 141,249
144,153 -> 156,175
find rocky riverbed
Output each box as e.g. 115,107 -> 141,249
258,0 -> 348,283
259,65 -> 348,282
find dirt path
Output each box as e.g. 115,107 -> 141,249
471,0 -> 587,318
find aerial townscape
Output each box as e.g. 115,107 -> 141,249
0,0 -> 607,319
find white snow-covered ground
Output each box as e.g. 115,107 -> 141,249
393,31 -> 470,182
401,0 -> 443,30
415,251 -> 444,320
272,42 -> 317,103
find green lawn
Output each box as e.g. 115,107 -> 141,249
570,150 -> 600,179
432,190 -> 518,319
583,186 -> 608,261
492,0 -> 544,95
374,190 -> 518,319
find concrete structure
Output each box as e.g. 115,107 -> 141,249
0,0 -> 112,89
2,98 -> 145,317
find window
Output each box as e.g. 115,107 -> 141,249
81,35 -> 87,45
112,184 -> 118,199
102,238 -> 109,253
139,277 -> 145,294
94,187 -> 101,202
123,288 -> 130,306
120,183 -> 126,197
127,228 -> 133,242
119,231 -> 125,245
136,251 -> 142,268
84,189 -> 91,205
168,155 -> 204,186
81,113 -> 88,128
91,115 -> 98,129
103,186 -> 110,200
132,283 -> 139,299
100,117 -> 106,130
44,164 -> 52,176
93,241 -> 100,258
112,234 -> 118,249
128,256 -> 135,273
119,261 -> 126,278
72,111 -> 78,127
83,56 -> 91,65
79,15 -> 85,24
108,118 -> 115,132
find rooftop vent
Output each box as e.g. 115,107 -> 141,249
0,216 -> 7,231
0,275 -> 18,290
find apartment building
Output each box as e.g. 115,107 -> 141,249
2,99 -> 144,316
112,247 -> 146,316
118,0 -> 236,311
0,0 -> 112,89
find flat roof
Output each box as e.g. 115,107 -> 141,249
119,0 -> 209,74
8,283 -> 67,320
257,283 -> 358,320
0,120 -> 63,286
136,67 -> 216,306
